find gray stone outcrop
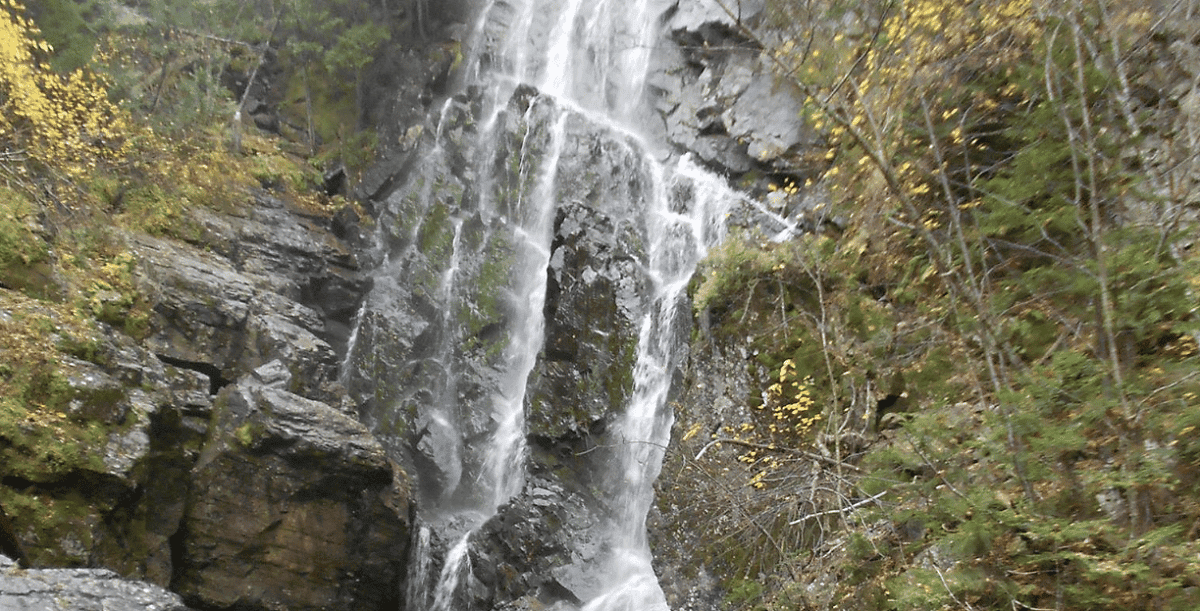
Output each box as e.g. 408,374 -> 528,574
651,0 -> 815,177
1,190 -> 408,611
0,554 -> 192,611
172,370 -> 407,611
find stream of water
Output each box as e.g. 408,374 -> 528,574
350,1 -> 741,609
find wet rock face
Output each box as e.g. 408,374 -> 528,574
196,195 -> 370,355
527,116 -> 652,439
346,85 -> 660,485
530,201 -> 642,437
342,92 -> 519,506
473,477 -> 603,607
345,78 -> 664,604
0,554 -> 193,611
401,473 -> 606,611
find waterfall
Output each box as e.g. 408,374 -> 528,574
580,159 -> 733,611
345,0 -> 739,609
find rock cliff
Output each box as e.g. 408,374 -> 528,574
2,0 -> 476,607
652,0 -> 815,180
334,0 -> 820,608
0,192 -> 409,610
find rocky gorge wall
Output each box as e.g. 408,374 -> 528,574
333,0 -> 824,608
2,0 -> 473,607
1,0 -> 821,609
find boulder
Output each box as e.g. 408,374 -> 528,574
0,554 -> 192,611
173,370 -> 409,611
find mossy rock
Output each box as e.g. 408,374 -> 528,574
0,487 -> 100,567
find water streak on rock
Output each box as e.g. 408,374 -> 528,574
345,1 -> 741,608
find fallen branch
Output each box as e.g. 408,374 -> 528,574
788,489 -> 886,524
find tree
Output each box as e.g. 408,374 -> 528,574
687,1 -> 1200,608
1,0 -> 127,175
22,0 -> 103,72
277,0 -> 389,152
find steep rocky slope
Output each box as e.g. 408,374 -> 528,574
1,191 -> 409,610
1,0 -> 461,607
0,0 -> 815,608
9,1 -> 1199,611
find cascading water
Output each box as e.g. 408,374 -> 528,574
344,1 -> 743,609
400,95 -> 570,611
579,159 -> 733,611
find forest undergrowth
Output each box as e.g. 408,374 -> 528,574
681,1 -> 1200,609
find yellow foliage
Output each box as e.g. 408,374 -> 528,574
770,0 -> 1044,202
0,0 -> 128,175
727,358 -> 825,489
